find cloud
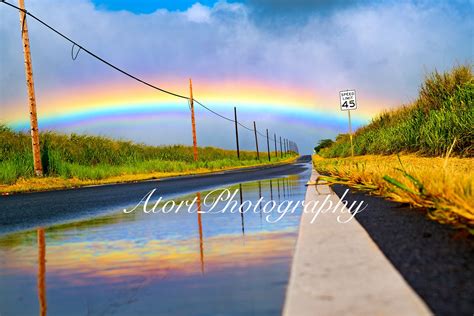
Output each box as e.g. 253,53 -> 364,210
0,0 -> 472,153
183,3 -> 212,23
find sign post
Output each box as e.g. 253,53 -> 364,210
339,90 -> 357,157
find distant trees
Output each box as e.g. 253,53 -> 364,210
314,139 -> 334,153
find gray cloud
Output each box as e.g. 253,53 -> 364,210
1,0 -> 472,153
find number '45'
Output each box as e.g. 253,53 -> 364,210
342,100 -> 356,108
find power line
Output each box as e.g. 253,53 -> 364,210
193,100 -> 234,123
2,0 -> 284,146
1,1 -> 190,101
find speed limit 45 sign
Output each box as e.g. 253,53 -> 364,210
339,90 -> 357,111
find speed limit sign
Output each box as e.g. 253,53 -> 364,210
339,89 -> 357,157
339,90 -> 357,111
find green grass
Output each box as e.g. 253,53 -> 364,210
0,126 -> 293,184
320,64 -> 474,158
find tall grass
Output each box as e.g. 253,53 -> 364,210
313,155 -> 474,230
320,65 -> 474,158
0,127 -> 291,184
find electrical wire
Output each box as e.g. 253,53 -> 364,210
1,1 -> 190,100
2,0 -> 288,147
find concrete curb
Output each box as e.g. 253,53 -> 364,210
283,169 -> 432,316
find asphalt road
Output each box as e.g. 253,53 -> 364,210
0,156 -> 311,235
332,184 -> 474,316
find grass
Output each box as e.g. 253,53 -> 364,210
0,125 -> 296,192
313,65 -> 474,231
313,154 -> 474,231
320,64 -> 473,158
1,156 -> 297,194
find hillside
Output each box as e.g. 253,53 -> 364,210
320,65 -> 473,158
313,65 -> 474,230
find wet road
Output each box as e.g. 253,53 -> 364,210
0,155 -> 310,235
0,156 -> 312,315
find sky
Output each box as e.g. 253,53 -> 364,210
0,0 -> 472,153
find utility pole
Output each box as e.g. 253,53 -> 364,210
234,107 -> 240,159
253,121 -> 259,160
266,129 -> 271,162
274,133 -> 278,157
189,78 -> 198,161
18,0 -> 42,176
279,136 -> 283,158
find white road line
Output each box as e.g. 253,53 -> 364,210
283,169 -> 432,316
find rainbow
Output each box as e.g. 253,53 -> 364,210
3,78 -> 380,133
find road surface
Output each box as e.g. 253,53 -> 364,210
0,155 -> 311,234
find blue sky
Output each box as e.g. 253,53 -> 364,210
91,0 -> 228,12
91,0 -> 472,15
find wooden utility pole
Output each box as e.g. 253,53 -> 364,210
266,129 -> 271,161
253,121 -> 259,160
279,136 -> 283,158
274,133 -> 278,157
18,0 -> 42,176
234,107 -> 240,159
189,79 -> 198,161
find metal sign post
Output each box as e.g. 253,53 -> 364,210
339,90 -> 357,157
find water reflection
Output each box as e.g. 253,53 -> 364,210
196,193 -> 205,274
37,228 -> 47,316
277,179 -> 281,201
0,167 -> 310,315
258,181 -> 263,225
270,179 -> 274,200
239,183 -> 245,237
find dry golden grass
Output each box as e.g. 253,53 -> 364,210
313,155 -> 474,230
0,157 -> 297,195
